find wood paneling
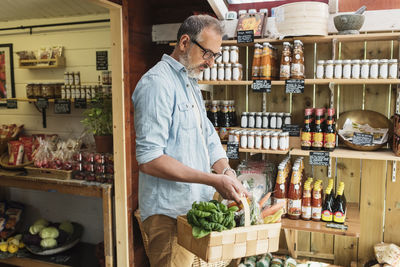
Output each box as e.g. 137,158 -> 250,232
339,0 -> 400,12
384,162 -> 400,244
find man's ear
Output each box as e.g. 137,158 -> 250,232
178,34 -> 190,52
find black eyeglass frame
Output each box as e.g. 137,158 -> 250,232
191,39 -> 222,61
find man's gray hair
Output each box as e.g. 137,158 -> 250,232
177,15 -> 223,42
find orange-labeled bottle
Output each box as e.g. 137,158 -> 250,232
287,165 -> 302,220
311,180 -> 323,221
301,181 -> 312,220
312,108 -> 325,150
273,164 -> 288,217
301,108 -> 313,150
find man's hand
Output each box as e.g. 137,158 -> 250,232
213,174 -> 249,204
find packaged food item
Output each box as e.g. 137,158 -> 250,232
8,141 -> 24,165
19,136 -> 34,162
374,243 -> 400,266
280,42 -> 292,80
290,40 -> 305,79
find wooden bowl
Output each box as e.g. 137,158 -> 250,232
337,110 -> 392,151
0,153 -> 33,170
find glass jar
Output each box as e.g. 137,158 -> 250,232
55,83 -> 62,99
71,85 -> 76,99
217,64 -> 225,81
248,9 -> 257,14
65,86 -> 71,99
262,131 -> 271,150
325,60 -> 334,79
252,66 -> 260,79
291,40 -> 305,79
233,130 -> 240,143
284,112 -> 291,125
203,67 -> 211,81
248,112 -> 256,128
276,112 -> 284,129
215,47 -> 222,64
222,46 -> 230,64
379,59 -> 389,79
279,132 -> 286,150
230,46 -> 239,63
228,130 -> 236,143
270,112 -> 277,129
334,60 -> 343,79
271,132 -> 279,150
285,132 -> 290,150
316,60 -> 325,79
61,85 -> 66,99
280,42 -> 292,80
361,59 -> 370,79
225,63 -> 232,80
68,72 -> 74,85
342,60 -> 352,79
211,64 -> 218,81
238,9 -> 247,16
74,71 -> 81,85
262,112 -> 269,129
255,112 -> 262,128
26,83 -> 34,99
240,112 -> 248,128
240,131 -> 248,148
370,59 -> 379,79
247,131 -> 255,149
389,59 -> 398,79
351,59 -> 361,79
255,132 -> 262,149
33,83 -> 42,98
232,63 -> 242,81
64,72 -> 69,85
42,83 -> 55,99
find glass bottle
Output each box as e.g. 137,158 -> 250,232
333,182 -> 347,224
262,112 -> 269,129
274,164 -> 288,217
255,131 -> 262,149
312,108 -> 324,150
276,112 -> 284,129
247,131 -> 255,149
230,46 -> 239,63
241,112 -> 248,128
220,100 -> 230,127
217,64 -> 225,81
301,181 -> 312,220
324,108 -> 336,151
321,185 -> 334,222
269,112 -> 277,129
301,108 -> 313,150
255,112 -> 262,128
248,112 -> 256,128
222,46 -> 230,64
232,63 -> 241,81
280,42 -> 291,80
290,40 -> 305,79
311,180 -> 322,221
270,132 -> 279,150
262,131 -> 271,150
287,165 -> 302,220
203,67 -> 210,81
210,64 -> 218,81
252,44 -> 262,79
225,63 -> 232,80
279,132 -> 286,150
284,112 -> 291,126
240,131 -> 248,148
210,100 -> 219,127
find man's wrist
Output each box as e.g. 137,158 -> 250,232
222,167 -> 236,177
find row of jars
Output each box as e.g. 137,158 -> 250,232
26,83 -> 63,99
240,112 -> 291,129
199,63 -> 243,81
61,85 -> 110,100
316,59 -> 398,79
229,130 -> 290,151
205,100 -> 237,127
216,46 -> 239,64
64,72 -> 81,86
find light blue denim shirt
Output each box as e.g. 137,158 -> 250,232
132,54 -> 227,221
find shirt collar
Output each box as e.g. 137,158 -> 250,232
162,54 -> 186,73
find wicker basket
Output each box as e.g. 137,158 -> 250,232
177,197 -> 281,263
134,210 -> 230,267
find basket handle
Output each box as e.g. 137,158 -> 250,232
240,195 -> 251,227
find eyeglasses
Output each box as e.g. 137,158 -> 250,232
191,39 -> 222,61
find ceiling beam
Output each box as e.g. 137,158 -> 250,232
207,0 -> 228,19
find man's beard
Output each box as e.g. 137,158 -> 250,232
179,50 -> 208,79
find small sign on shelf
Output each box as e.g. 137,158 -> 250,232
352,132 -> 373,146
282,124 -> 300,137
74,98 -> 87,109
252,79 -> 271,93
226,142 -> 239,160
309,151 -> 330,166
36,98 -> 49,109
237,30 -> 254,44
54,99 -> 71,114
285,79 -> 305,94
6,99 -> 17,109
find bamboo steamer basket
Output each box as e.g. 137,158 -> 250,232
275,1 -> 329,37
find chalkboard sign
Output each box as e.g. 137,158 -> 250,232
226,142 -> 239,160
6,99 -> 17,109
285,79 -> 305,94
237,30 -> 254,43
96,51 -> 108,70
54,99 -> 71,114
309,151 -> 330,166
282,124 -> 300,136
252,79 -> 271,93
352,132 -> 373,146
36,98 -> 48,109
74,98 -> 87,109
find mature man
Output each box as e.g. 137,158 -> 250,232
132,15 -> 248,267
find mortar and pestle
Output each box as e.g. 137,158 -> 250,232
334,6 -> 366,35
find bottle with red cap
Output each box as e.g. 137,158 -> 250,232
312,108 -> 324,150
301,108 -> 313,150
324,108 -> 336,151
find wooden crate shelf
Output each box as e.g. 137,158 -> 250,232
290,148 -> 400,161
200,79 -> 400,86
19,56 -> 65,69
281,203 -> 360,238
199,80 -> 252,85
7,98 -> 91,103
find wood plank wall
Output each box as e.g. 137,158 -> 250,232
339,0 -> 400,12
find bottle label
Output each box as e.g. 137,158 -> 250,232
324,133 -> 336,148
312,132 -> 323,147
301,132 -> 312,147
312,207 -> 322,220
321,210 -> 333,221
301,206 -> 311,219
274,198 -> 287,214
334,211 -> 346,223
288,199 -> 302,216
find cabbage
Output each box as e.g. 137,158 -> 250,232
59,221 -> 74,235
40,238 -> 57,248
39,227 -> 59,239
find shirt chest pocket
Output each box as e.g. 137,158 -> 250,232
178,101 -> 197,130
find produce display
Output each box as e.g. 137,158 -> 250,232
0,201 -> 24,239
72,151 -> 114,184
239,254 -> 296,267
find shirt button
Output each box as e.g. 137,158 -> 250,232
186,84 -> 189,87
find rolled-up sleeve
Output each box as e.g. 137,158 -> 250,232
205,118 -> 227,167
132,74 -> 173,165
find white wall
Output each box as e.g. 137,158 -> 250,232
0,13 -> 111,244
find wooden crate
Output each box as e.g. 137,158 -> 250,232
24,166 -> 72,180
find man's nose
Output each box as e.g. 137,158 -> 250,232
206,57 -> 215,67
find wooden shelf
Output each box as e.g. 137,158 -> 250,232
281,203 -> 360,237
290,147 -> 400,161
7,98 -> 91,103
228,127 -> 282,132
19,56 -> 65,69
199,80 -> 252,85
240,148 -> 289,154
200,79 -> 400,86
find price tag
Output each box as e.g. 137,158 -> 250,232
36,98 -> 49,109
237,30 -> 254,43
6,99 -> 17,109
226,142 -> 239,160
252,79 -> 271,93
282,124 -> 300,137
352,132 -> 373,146
96,50 -> 108,70
74,98 -> 87,109
54,99 -> 71,114
285,79 -> 305,94
309,151 -> 330,166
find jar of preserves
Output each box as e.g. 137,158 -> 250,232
215,47 -> 222,64
217,64 -> 225,81
352,59 -> 361,79
229,46 -> 239,63
54,83 -> 62,99
233,130 -> 240,143
255,131 -> 262,149
269,112 -> 277,129
291,40 -> 305,79
26,83 -> 34,99
210,100 -> 219,126
361,59 -> 370,79
222,46 -> 230,64
280,42 -> 291,80
225,63 -> 232,80
64,72 -> 69,85
33,83 -> 42,98
74,71 -> 81,85
370,59 -> 379,79
65,86 -> 71,99
334,60 -> 343,79
240,131 -> 248,148
255,112 -> 262,128
325,60 -> 334,79
252,44 -> 262,79
316,60 -> 325,79
262,131 -> 271,150
71,85 -> 77,99
228,130 -> 235,143
42,83 -> 55,98
61,85 -> 66,99
342,59 -> 352,79
276,112 -> 284,129
389,59 -> 398,79
379,59 -> 389,79
284,112 -> 291,126
232,63 -> 242,81
271,132 -> 279,150
203,67 -> 211,81
248,112 -> 256,128
210,64 -> 217,81
220,100 -> 231,127
262,112 -> 269,129
279,132 -> 286,150
240,112 -> 248,128
68,72 -> 74,85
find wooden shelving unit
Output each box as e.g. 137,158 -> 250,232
199,79 -> 400,86
8,98 -> 91,103
19,56 -> 65,69
290,148 -> 400,161
199,80 -> 252,85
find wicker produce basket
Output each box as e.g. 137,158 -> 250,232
177,197 -> 281,263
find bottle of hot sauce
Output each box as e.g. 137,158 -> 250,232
301,109 -> 313,150
324,108 -> 336,151
301,181 -> 312,220
274,164 -> 288,217
287,165 -> 302,220
312,108 -> 324,150
333,182 -> 347,224
311,180 -> 323,221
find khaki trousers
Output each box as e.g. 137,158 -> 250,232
142,214 -> 195,267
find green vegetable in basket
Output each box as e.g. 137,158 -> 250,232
34,218 -> 49,227
40,238 -> 57,249
29,224 -> 45,235
39,227 -> 59,239
59,221 -> 74,235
